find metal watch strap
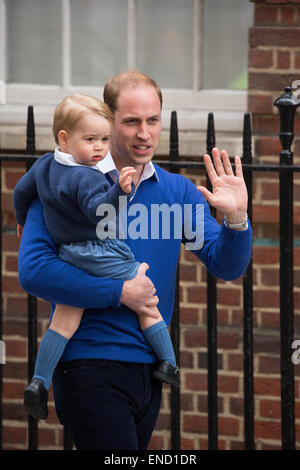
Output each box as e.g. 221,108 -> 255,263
224,213 -> 248,230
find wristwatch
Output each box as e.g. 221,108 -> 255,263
224,213 -> 248,231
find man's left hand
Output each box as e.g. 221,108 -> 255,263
196,147 -> 248,224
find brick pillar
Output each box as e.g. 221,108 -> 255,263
248,0 -> 300,232
249,0 -> 300,161
247,0 -> 300,450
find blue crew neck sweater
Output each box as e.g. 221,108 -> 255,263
13,152 -> 132,244
17,161 -> 252,363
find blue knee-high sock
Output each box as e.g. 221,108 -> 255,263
33,328 -> 68,391
142,321 -> 177,367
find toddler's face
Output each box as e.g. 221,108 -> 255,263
62,113 -> 111,166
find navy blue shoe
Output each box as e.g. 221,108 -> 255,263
153,361 -> 180,387
24,378 -> 48,420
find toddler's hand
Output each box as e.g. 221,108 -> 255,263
119,167 -> 136,194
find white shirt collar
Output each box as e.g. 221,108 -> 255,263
96,150 -> 117,174
97,150 -> 159,186
54,147 -> 100,170
54,148 -> 159,186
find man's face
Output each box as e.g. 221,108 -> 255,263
110,85 -> 162,171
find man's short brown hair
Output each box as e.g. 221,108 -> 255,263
103,70 -> 163,114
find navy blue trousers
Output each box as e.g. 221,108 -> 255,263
52,359 -> 162,450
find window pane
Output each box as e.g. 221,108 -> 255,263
202,0 -> 253,90
71,0 -> 127,86
6,0 -> 62,85
136,0 -> 193,89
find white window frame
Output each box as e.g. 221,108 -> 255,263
0,0 -> 248,153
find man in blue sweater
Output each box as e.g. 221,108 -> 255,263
18,71 -> 252,450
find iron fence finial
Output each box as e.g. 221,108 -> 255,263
274,86 -> 300,152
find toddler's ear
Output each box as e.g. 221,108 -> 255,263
57,130 -> 69,149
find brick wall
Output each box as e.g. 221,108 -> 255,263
2,0 -> 300,450
2,161 -> 61,449
248,0 -> 300,449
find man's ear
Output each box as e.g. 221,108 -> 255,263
57,130 -> 69,150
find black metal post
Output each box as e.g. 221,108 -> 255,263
242,112 -> 255,449
169,111 -> 181,450
205,112 -> 218,450
63,428 -> 73,450
26,105 -> 38,450
274,86 -> 299,450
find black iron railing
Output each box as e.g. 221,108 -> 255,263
0,85 -> 299,450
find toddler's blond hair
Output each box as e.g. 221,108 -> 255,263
53,94 -> 114,145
